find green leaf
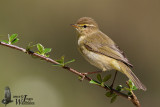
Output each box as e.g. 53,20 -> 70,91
37,43 -> 44,53
9,34 -> 18,43
56,60 -> 63,64
78,76 -> 82,80
105,92 -> 114,97
26,42 -> 35,51
128,80 -> 133,88
61,56 -> 65,61
11,38 -> 19,44
132,86 -> 138,90
43,48 -> 51,53
97,74 -> 102,82
103,74 -> 111,82
111,95 -> 117,103
89,80 -> 100,85
1,40 -> 8,44
62,56 -> 65,66
128,80 -> 138,91
55,56 -> 65,66
64,59 -> 75,65
60,56 -> 65,65
45,54 -> 50,57
116,85 -> 123,91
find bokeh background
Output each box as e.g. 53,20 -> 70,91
0,0 -> 159,107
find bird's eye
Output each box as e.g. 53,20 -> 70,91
83,25 -> 87,28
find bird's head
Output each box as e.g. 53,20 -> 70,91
71,17 -> 99,36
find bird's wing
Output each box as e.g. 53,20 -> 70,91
4,87 -> 11,101
83,32 -> 133,67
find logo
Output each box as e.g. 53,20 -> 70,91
1,86 -> 35,106
1,86 -> 13,106
13,95 -> 35,105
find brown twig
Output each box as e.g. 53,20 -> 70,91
0,41 -> 141,107
126,81 -> 141,107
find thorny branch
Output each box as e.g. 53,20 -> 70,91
0,41 -> 141,107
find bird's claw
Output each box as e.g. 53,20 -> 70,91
79,73 -> 88,81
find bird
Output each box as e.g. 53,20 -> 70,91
71,17 -> 146,91
2,86 -> 13,106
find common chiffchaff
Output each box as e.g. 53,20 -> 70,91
72,17 -> 146,91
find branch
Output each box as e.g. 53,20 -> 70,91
0,41 -> 141,107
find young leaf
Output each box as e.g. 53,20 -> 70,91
128,80 -> 133,89
89,80 -> 100,85
128,80 -> 137,90
60,56 -> 65,66
37,43 -> 44,53
132,86 -> 138,90
116,85 -> 123,91
61,56 -> 65,61
103,74 -> 111,82
78,76 -> 82,80
97,74 -> 102,82
9,34 -> 18,43
56,60 -> 63,64
11,38 -> 19,44
111,95 -> 117,103
45,54 -> 50,57
64,59 -> 75,65
26,42 -> 36,51
105,92 -> 114,97
43,48 -> 51,53
55,56 -> 65,66
1,40 -> 8,44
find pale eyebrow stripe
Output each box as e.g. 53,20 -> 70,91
88,24 -> 96,27
78,24 -> 96,27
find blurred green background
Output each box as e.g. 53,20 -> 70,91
0,0 -> 159,107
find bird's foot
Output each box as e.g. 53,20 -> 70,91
79,71 -> 102,81
79,73 -> 87,81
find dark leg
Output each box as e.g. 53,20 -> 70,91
110,71 -> 118,88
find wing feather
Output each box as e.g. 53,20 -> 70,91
83,32 -> 133,67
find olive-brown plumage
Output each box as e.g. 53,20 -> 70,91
72,17 -> 146,91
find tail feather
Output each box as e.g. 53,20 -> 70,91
120,63 -> 147,91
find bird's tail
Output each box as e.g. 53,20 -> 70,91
120,63 -> 147,91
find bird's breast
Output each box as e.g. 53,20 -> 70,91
78,44 -> 114,71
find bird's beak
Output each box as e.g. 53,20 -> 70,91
71,24 -> 79,28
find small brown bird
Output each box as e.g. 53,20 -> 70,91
72,17 -> 146,91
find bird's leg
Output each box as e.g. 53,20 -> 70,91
80,70 -> 102,81
110,71 -> 118,89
